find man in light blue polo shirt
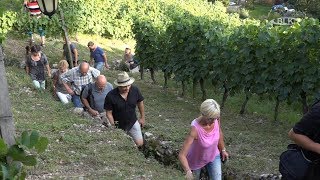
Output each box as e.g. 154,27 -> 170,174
81,75 -> 113,126
87,41 -> 109,71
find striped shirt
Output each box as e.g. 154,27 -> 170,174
60,66 -> 100,95
27,1 -> 41,16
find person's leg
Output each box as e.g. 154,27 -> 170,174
38,27 -> 45,46
40,81 -> 46,90
279,163 -> 296,180
27,31 -> 34,45
32,80 -> 41,89
71,94 -> 83,107
192,169 -> 201,180
56,91 -> 70,104
127,121 -> 143,146
94,62 -> 104,71
206,155 -> 222,180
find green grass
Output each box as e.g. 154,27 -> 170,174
247,3 -> 283,21
3,32 -> 300,178
249,4 -> 272,19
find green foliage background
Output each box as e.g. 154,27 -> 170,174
290,0 -> 320,18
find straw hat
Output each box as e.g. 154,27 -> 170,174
114,72 -> 135,86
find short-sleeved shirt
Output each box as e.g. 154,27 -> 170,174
52,70 -> 68,94
26,53 -> 48,81
104,85 -> 144,131
81,82 -> 113,113
90,47 -> 105,63
60,66 -> 100,95
63,43 -> 77,64
26,1 -> 41,16
293,102 -> 320,161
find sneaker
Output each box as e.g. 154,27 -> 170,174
73,107 -> 84,115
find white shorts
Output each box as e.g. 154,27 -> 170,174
127,121 -> 143,142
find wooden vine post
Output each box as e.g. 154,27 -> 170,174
0,45 -> 16,146
59,8 -> 73,68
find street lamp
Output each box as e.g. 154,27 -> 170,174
37,0 -> 58,18
37,0 -> 73,68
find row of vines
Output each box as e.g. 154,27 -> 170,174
131,1 -> 320,120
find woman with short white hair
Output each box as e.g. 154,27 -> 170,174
52,60 -> 71,104
179,99 -> 229,180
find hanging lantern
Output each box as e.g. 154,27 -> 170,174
37,0 -> 58,18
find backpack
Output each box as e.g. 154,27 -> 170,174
80,83 -> 94,110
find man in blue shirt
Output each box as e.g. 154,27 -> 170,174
87,41 -> 109,71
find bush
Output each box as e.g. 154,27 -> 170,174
0,131 -> 48,179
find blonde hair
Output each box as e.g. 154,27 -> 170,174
58,60 -> 69,69
200,99 -> 220,119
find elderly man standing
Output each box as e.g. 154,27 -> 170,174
60,62 -> 100,112
105,72 -> 145,147
81,75 -> 113,126
87,41 -> 109,71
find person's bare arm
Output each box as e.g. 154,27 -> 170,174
289,129 -> 320,154
45,64 -> 51,77
218,123 -> 229,161
178,127 -> 197,179
73,48 -> 78,66
25,65 -> 30,74
137,101 -> 145,127
62,82 -> 74,95
103,53 -> 109,69
106,110 -> 115,126
52,73 -> 58,96
81,96 -> 98,116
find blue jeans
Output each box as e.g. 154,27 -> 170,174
71,94 -> 83,108
94,62 -> 104,71
193,155 -> 222,180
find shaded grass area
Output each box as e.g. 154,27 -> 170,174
248,4 -> 273,19
3,33 -> 299,178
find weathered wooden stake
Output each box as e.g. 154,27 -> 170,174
59,8 -> 73,68
0,45 -> 16,146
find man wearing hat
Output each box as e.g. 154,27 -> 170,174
105,72 -> 145,147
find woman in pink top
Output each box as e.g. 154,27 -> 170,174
179,99 -> 229,180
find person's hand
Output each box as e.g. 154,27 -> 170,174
221,149 -> 229,163
138,117 -> 145,128
105,63 -> 110,69
89,109 -> 99,116
185,170 -> 193,180
52,89 -> 57,98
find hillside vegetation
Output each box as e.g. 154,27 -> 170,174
3,33 -> 295,178
1,0 -> 318,179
